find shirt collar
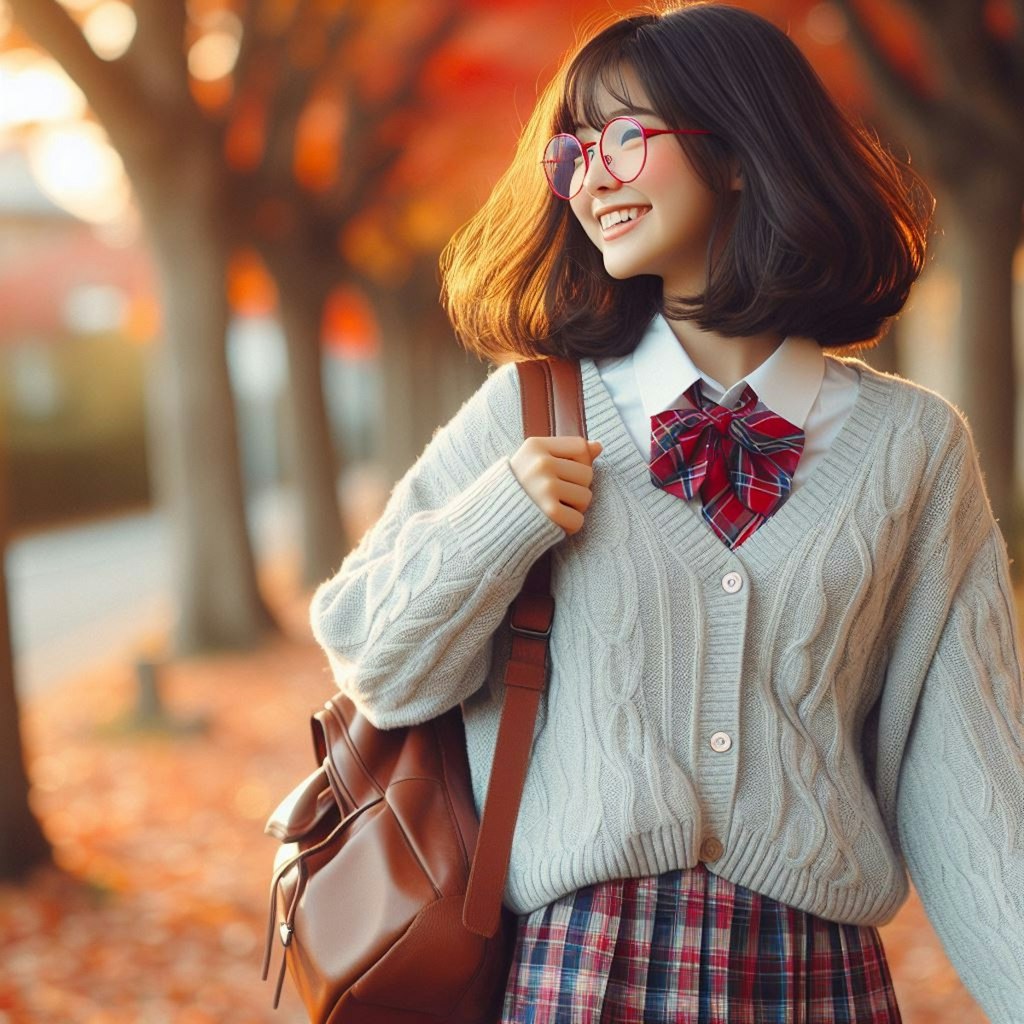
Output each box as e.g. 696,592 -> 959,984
633,313 -> 825,428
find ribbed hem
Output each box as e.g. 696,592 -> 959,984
504,819 -> 909,926
716,822 -> 908,924
445,456 -> 566,579
506,820 -> 701,914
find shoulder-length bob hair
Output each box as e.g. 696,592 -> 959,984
440,2 -> 935,363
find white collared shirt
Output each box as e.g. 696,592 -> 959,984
594,314 -> 861,492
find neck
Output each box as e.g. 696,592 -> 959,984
662,317 -> 784,390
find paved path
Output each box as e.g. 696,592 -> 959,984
6,488 -> 297,697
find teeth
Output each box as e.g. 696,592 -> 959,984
600,207 -> 648,230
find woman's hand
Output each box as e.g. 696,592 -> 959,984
510,436 -> 603,536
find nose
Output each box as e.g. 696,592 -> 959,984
582,151 -> 621,197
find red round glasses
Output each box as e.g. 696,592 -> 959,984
542,116 -> 713,200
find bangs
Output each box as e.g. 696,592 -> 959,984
562,54 -> 638,133
556,13 -> 709,138
556,13 -> 658,133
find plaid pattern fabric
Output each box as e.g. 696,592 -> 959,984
649,380 -> 806,549
499,863 -> 902,1024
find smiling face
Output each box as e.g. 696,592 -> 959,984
567,66 -> 737,297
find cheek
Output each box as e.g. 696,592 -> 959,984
639,151 -> 717,223
640,155 -> 685,192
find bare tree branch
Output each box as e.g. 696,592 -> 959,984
236,0 -> 316,94
1004,0 -> 1024,113
232,0 -> 273,115
365,7 -> 460,125
832,0 -> 942,155
258,6 -> 360,187
1014,0 -> 1024,60
897,0 -> 1023,154
329,4 -> 462,217
8,0 -> 144,138
129,0 -> 191,112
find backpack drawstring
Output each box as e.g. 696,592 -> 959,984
262,797 -> 382,1009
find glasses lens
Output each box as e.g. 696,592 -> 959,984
543,135 -> 585,199
601,117 -> 646,184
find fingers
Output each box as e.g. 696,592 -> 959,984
523,435 -> 603,464
551,456 -> 596,487
510,435 -> 603,536
550,478 -> 595,514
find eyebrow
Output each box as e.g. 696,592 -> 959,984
573,105 -> 660,133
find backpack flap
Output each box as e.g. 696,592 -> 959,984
264,764 -> 333,842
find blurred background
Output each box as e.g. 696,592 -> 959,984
0,1 -> 1021,1022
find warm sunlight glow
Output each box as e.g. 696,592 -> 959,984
83,1 -> 137,61
0,52 -> 88,129
805,3 -> 848,46
64,284 -> 129,334
27,122 -> 131,224
188,3 -> 243,38
188,31 -> 241,81
0,3 -> 13,41
56,0 -> 97,10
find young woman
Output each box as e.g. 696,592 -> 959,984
310,4 -> 1024,1021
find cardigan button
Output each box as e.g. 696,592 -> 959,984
700,837 -> 724,861
721,571 -> 743,593
710,731 -> 732,753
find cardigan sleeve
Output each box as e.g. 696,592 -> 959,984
309,361 -> 566,730
895,514 -> 1024,1020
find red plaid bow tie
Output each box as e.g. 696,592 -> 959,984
649,379 -> 805,549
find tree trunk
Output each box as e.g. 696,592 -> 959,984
263,254 -> 347,588
368,267 -> 489,484
5,0 -> 276,651
0,434 -> 51,880
134,157 -> 277,653
828,0 -> 1024,568
941,173 -> 1022,564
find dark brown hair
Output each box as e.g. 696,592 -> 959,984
439,2 -> 935,362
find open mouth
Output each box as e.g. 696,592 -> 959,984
599,206 -> 652,231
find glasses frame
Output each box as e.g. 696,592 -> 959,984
542,116 -> 713,200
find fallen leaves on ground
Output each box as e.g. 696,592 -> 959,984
0,560 -> 996,1024
1,562 -> 318,1024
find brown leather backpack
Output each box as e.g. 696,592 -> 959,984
261,357 -> 587,1023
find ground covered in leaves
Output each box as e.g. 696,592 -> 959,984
0,561 -> 995,1023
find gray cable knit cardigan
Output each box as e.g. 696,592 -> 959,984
310,355 -> 1024,1022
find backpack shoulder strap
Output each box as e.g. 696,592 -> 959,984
462,357 -> 586,936
517,357 -> 587,439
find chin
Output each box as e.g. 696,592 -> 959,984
602,257 -> 653,281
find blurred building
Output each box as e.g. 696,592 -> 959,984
0,144 -> 152,532
0,139 -> 380,535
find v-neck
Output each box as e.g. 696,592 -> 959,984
580,355 -> 893,579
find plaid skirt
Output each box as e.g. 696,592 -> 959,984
499,862 -> 901,1024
